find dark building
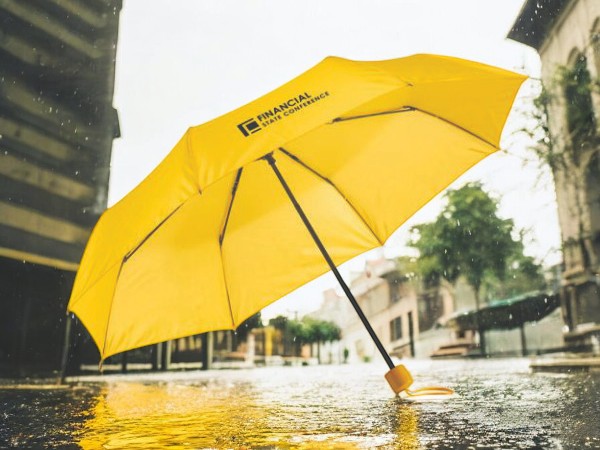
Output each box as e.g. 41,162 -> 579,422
0,0 -> 121,376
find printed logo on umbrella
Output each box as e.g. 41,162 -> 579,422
237,119 -> 262,137
237,91 -> 330,137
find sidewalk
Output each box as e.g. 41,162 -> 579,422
530,353 -> 600,373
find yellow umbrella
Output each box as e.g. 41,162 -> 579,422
67,54 -> 525,394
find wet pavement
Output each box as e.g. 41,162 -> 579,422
1,358 -> 599,449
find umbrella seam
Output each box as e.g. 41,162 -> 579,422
184,128 -> 204,195
354,58 -> 414,87
278,147 -> 384,247
361,54 -> 523,86
100,256 -> 125,360
67,259 -> 122,310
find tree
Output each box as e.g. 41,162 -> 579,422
268,315 -> 302,357
300,317 -> 341,364
266,315 -> 341,362
408,182 -> 543,354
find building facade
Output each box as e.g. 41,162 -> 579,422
0,1 -> 121,375
313,258 -> 454,362
509,0 -> 600,350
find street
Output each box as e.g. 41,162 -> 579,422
1,358 -> 599,449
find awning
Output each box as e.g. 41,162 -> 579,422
445,291 -> 560,332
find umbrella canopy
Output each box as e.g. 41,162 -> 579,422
67,54 -> 526,361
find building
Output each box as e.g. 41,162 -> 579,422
313,257 -> 456,362
0,1 -> 121,375
508,0 -> 600,351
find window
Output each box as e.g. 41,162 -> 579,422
389,316 -> 403,341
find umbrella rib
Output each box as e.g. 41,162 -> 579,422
331,106 -> 498,150
411,107 -> 499,149
331,106 -> 414,123
219,168 -> 243,246
219,168 -> 244,329
278,147 -> 383,246
124,203 -> 184,262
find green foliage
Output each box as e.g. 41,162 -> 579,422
267,315 -> 341,344
268,315 -> 341,363
300,316 -> 341,344
268,315 -> 288,331
408,182 -> 543,298
482,244 -> 547,300
526,84 -> 560,169
558,58 -> 597,154
526,57 -> 598,171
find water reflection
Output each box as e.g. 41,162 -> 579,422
76,365 -> 421,449
79,383 -> 269,449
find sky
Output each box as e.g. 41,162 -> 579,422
108,0 -> 561,320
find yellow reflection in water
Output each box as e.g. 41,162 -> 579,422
77,382 -> 421,449
390,399 -> 421,450
78,382 -> 271,449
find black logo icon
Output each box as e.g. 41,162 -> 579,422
237,118 -> 261,137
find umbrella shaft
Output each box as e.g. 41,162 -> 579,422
265,154 -> 395,370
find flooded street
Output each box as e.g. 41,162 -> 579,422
1,358 -> 599,449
